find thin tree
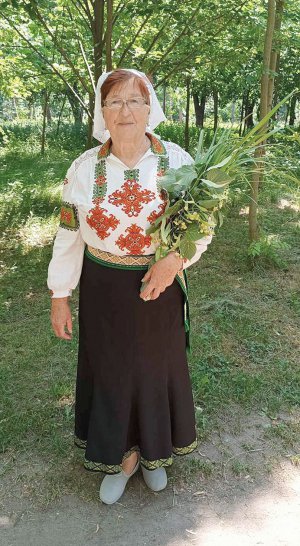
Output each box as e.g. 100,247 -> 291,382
249,0 -> 277,242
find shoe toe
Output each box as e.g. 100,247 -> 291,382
142,467 -> 167,492
99,473 -> 127,504
99,458 -> 140,504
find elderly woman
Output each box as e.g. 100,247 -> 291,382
48,68 -> 212,505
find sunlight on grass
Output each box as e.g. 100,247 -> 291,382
18,215 -> 58,251
277,198 -> 300,212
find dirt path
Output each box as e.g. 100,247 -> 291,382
1,409 -> 299,546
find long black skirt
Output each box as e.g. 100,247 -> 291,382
74,252 -> 197,474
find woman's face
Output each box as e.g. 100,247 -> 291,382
101,78 -> 150,143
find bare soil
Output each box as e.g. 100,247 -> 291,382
1,407 -> 299,546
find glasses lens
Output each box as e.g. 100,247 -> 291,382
105,97 -> 147,109
127,98 -> 146,109
105,99 -> 123,109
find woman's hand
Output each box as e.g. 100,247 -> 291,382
140,252 -> 183,301
51,297 -> 73,340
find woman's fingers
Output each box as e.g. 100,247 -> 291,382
51,301 -> 72,340
66,316 -> 73,335
151,287 -> 162,300
141,269 -> 151,283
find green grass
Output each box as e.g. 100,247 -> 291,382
0,130 -> 299,507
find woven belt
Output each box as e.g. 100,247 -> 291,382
86,245 -> 154,269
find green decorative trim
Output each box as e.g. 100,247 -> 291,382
173,438 -> 197,455
156,155 -> 170,194
175,269 -> 191,354
140,456 -> 173,470
124,168 -> 140,181
93,160 -> 107,202
60,201 -> 79,231
147,132 -> 167,157
74,434 -> 197,473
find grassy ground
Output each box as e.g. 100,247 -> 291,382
0,136 -> 299,510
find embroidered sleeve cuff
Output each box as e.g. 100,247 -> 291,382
50,289 -> 72,298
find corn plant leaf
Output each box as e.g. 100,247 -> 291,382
200,178 -> 229,189
206,155 -> 232,170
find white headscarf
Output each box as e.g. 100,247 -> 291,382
92,68 -> 167,142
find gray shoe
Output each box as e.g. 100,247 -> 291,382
99,455 -> 140,505
141,466 -> 168,492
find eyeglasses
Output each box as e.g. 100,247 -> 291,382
103,97 -> 149,110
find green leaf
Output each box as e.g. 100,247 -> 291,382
206,155 -> 232,170
179,238 -> 197,260
185,222 -> 203,241
206,169 -> 233,184
197,199 -> 219,208
217,210 -> 224,227
239,91 -> 294,146
200,178 -> 229,189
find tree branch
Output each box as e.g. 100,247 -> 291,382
27,1 -> 91,95
139,19 -> 169,66
154,0 -> 250,84
149,0 -> 203,74
1,12 -> 91,118
117,12 -> 152,66
69,0 -> 92,30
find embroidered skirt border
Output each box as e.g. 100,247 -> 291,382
74,434 -> 198,474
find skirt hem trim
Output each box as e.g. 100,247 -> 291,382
74,435 -> 198,474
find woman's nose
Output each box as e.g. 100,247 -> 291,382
119,101 -> 132,114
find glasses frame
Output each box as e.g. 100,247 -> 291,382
102,97 -> 149,110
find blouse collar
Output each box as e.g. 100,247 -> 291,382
97,132 -> 167,160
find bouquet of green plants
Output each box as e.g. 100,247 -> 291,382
145,93 -> 294,266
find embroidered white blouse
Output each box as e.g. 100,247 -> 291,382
47,133 -> 213,298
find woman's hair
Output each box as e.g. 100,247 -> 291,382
101,69 -> 150,106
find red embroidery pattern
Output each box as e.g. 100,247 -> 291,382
150,135 -> 166,155
98,138 -> 112,158
86,206 -> 119,239
61,209 -> 72,224
115,224 -> 152,255
108,170 -> 155,217
147,202 -> 167,224
60,202 -> 79,231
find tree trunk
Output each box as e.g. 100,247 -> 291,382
66,86 -> 83,126
193,94 -> 201,126
93,0 -> 105,83
231,101 -> 236,124
193,93 -> 206,127
41,89 -> 49,156
184,77 -> 190,152
245,100 -> 255,129
289,93 -> 298,126
213,89 -> 218,132
239,93 -> 245,136
268,0 -> 284,113
106,0 -> 113,70
56,92 -> 67,137
46,105 -> 52,124
249,0 -> 276,243
163,85 -> 167,114
86,92 -> 95,149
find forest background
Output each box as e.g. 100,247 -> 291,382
0,0 -> 299,521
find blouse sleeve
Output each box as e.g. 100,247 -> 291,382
169,144 -> 213,271
47,161 -> 85,298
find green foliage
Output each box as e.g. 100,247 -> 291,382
248,235 -> 290,268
